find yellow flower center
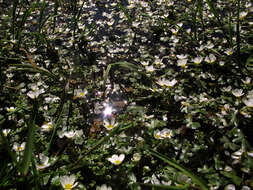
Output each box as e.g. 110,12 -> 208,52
155,134 -> 161,139
79,92 -> 85,96
181,102 -> 189,106
17,147 -> 23,151
64,184 -> 72,190
106,124 -> 114,129
114,160 -> 121,165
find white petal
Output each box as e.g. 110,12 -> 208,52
119,154 -> 125,161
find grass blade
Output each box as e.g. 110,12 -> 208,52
69,124 -> 122,171
38,0 -> 47,33
9,63 -> 59,81
133,182 -> 189,190
44,102 -> 64,155
53,0 -> 59,33
10,0 -> 19,38
0,120 -> 17,166
205,0 -> 230,45
117,3 -> 133,24
20,99 -> 38,176
103,61 -> 142,89
145,147 -> 209,190
16,0 -> 39,47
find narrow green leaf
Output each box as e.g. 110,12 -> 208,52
17,0 -> 39,47
145,147 -> 209,190
220,171 -> 243,185
9,64 -> 58,81
133,182 -> 189,190
0,125 -> 17,166
38,0 -> 47,33
103,61 -> 142,89
44,95 -> 65,155
205,0 -> 230,45
117,3 -> 133,24
103,64 -> 112,90
20,99 -> 38,176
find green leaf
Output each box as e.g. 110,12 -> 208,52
192,122 -> 201,129
103,61 -> 142,90
9,64 -> 58,81
145,146 -> 209,190
220,171 -> 242,185
20,99 -> 38,176
133,182 -> 189,190
117,3 -> 133,24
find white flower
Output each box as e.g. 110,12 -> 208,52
171,28 -> 179,35
224,184 -> 235,190
205,54 -> 216,64
13,142 -> 26,152
27,85 -> 45,99
242,77 -> 251,85
247,151 -> 253,157
154,130 -> 163,139
132,153 -> 141,162
157,78 -> 168,87
161,128 -> 173,138
96,184 -> 112,190
36,154 -> 50,170
232,89 -> 244,97
154,57 -> 165,68
231,149 -> 243,164
157,78 -> 177,88
141,61 -> 149,66
103,118 -> 118,130
177,59 -> 188,68
240,11 -> 248,20
245,2 -> 252,8
205,41 -> 214,49
107,19 -> 114,26
73,89 -> 87,99
241,186 -> 251,190
2,129 -> 11,136
6,106 -> 16,112
243,98 -> 253,108
41,122 -> 53,132
224,48 -> 233,55
222,86 -> 232,92
167,79 -> 177,87
63,130 -> 76,138
192,56 -> 203,65
60,175 -> 78,190
108,154 -> 125,165
176,54 -> 187,59
145,65 -> 155,72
